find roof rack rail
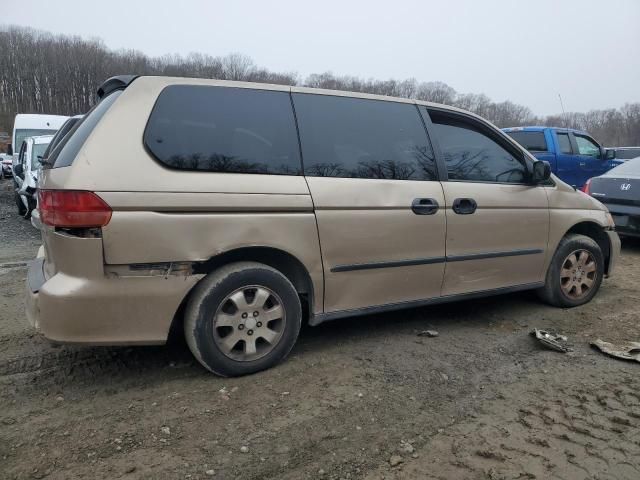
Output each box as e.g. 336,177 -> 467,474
97,75 -> 139,99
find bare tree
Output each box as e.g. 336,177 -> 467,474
1,25 -> 638,147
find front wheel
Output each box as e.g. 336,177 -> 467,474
537,234 -> 604,308
184,262 -> 302,377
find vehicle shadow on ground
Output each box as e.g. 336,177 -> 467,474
4,289 -> 540,390
621,236 -> 640,253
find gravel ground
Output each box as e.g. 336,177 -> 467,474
1,176 -> 639,480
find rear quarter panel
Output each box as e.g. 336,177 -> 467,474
40,77 -> 325,315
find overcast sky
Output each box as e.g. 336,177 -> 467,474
4,0 -> 640,115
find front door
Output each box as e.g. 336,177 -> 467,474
571,132 -> 605,188
424,107 -> 549,296
292,92 -> 447,313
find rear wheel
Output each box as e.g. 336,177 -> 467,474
537,234 -> 604,307
184,262 -> 301,377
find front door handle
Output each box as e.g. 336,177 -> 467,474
452,198 -> 477,215
412,198 -> 439,215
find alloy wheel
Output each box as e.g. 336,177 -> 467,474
560,249 -> 597,300
212,285 -> 286,361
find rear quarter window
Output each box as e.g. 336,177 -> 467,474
47,91 -> 122,169
505,131 -> 548,152
144,85 -> 302,175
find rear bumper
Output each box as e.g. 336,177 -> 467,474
26,253 -> 203,345
606,229 -> 621,277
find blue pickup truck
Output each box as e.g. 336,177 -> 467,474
502,126 -> 621,188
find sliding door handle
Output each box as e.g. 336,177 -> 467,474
412,198 -> 439,215
452,198 -> 477,215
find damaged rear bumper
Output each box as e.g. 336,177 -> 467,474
25,244 -> 203,345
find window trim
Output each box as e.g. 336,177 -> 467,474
417,106 -> 448,182
423,107 -> 534,185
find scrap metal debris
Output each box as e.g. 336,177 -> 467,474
530,329 -> 572,353
591,339 -> 640,363
417,330 -> 439,337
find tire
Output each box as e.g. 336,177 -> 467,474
184,261 -> 302,377
537,233 -> 604,308
15,192 -> 27,216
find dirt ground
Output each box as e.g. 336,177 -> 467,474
1,177 -> 639,480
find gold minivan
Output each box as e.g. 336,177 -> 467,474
26,75 -> 620,376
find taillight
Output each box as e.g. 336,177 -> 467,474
581,178 -> 592,195
39,190 -> 112,228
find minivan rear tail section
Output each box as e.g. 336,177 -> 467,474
44,75 -> 137,170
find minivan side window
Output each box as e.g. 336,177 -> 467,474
557,132 -> 572,154
428,110 -> 527,183
145,86 -> 302,175
293,94 -> 437,180
575,134 -> 600,157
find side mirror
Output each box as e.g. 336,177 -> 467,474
7,144 -> 12,156
532,160 -> 551,184
13,164 -> 24,177
604,149 -> 616,160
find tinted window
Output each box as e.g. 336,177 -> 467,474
145,86 -> 301,175
504,131 -> 547,151
293,94 -> 436,180
575,135 -> 600,157
557,133 -> 572,154
43,117 -> 81,160
49,91 -> 122,169
429,111 -> 527,183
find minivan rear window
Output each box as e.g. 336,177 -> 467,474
144,85 -> 302,175
47,91 -> 122,169
505,131 -> 548,152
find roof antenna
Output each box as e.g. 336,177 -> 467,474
558,93 -> 568,130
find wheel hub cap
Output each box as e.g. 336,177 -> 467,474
212,286 -> 286,362
560,249 -> 597,300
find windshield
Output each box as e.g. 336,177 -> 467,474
31,142 -> 50,169
15,129 -> 56,150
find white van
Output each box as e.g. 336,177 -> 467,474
11,114 -> 69,156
